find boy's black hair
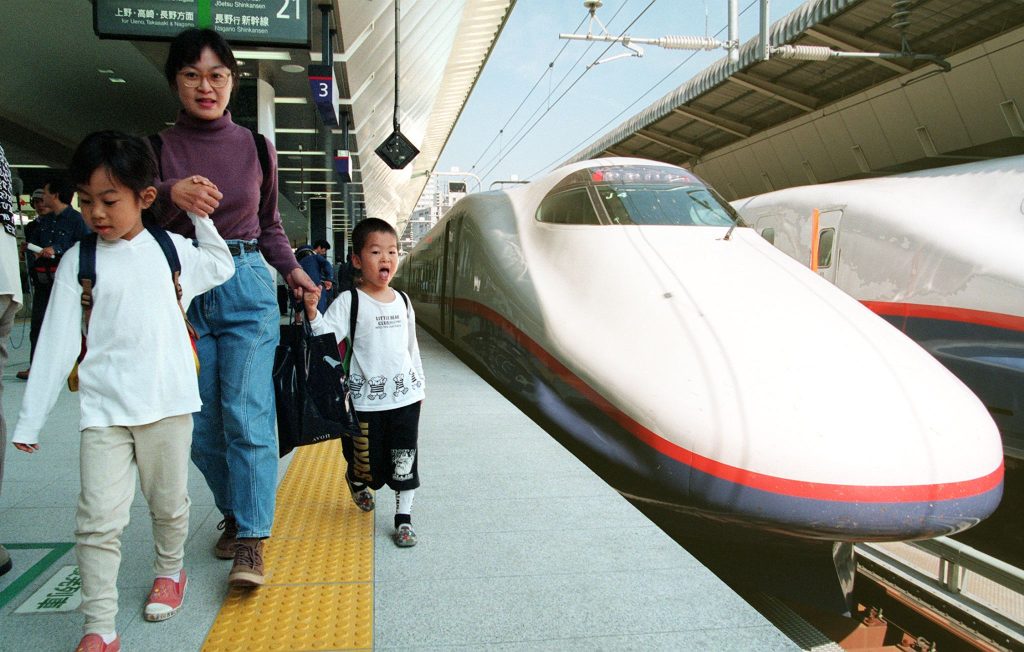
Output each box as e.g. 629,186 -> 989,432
164,28 -> 239,92
69,131 -> 161,226
313,239 -> 331,251
351,218 -> 397,255
42,175 -> 75,205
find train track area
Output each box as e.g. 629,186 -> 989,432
754,539 -> 1024,651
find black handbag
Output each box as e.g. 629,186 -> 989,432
274,306 -> 360,457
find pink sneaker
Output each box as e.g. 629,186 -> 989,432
74,634 -> 120,652
143,570 -> 187,621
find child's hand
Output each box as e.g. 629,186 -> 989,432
14,442 -> 39,453
303,286 -> 321,320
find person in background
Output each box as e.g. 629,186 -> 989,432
295,239 -> 334,313
17,182 -> 86,380
0,142 -> 22,578
303,218 -> 426,547
152,27 -> 317,587
12,130 -> 235,652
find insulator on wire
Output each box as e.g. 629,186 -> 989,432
657,35 -> 721,51
890,0 -> 912,31
773,45 -> 834,61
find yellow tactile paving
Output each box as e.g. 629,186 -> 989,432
202,439 -> 374,651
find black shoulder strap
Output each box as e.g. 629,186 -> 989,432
147,225 -> 181,274
396,289 -> 410,311
252,131 -> 270,214
76,234 -> 99,334
77,233 -> 99,286
148,134 -> 164,179
349,287 -> 359,347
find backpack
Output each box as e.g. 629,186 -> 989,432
67,226 -> 199,391
148,130 -> 270,213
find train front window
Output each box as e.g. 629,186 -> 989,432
537,164 -> 742,227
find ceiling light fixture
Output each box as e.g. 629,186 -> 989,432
281,64 -> 305,73
274,97 -> 308,104
233,49 -> 292,61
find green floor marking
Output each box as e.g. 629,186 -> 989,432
0,543 -> 75,610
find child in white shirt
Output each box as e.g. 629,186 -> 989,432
12,131 -> 234,652
303,217 -> 425,547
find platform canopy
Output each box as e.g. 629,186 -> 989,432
0,0 -> 515,240
565,0 -> 1024,200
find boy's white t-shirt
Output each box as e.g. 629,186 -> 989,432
309,288 -> 425,412
11,215 -> 235,444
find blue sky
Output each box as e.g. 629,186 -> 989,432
436,0 -> 806,190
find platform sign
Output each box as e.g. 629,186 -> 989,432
334,151 -> 351,183
14,565 -> 82,614
94,0 -> 311,48
308,64 -> 339,127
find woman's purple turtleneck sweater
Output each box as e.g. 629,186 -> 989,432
154,110 -> 298,277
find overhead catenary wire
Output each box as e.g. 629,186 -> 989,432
528,0 -> 761,180
479,0 -> 658,184
473,21 -> 606,177
468,13 -> 589,173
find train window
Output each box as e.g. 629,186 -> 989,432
761,227 -> 775,244
817,228 -> 835,268
540,164 -> 743,227
535,187 -> 601,225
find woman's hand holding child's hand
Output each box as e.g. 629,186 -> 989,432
14,442 -> 39,453
171,176 -> 222,217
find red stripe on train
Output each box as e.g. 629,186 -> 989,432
863,301 -> 1024,333
451,297 -> 1004,504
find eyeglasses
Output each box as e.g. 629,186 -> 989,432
177,70 -> 232,89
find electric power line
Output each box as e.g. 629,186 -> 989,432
479,0 -> 657,183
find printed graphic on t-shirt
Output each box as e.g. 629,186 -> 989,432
393,373 -> 408,397
392,448 -> 415,481
376,314 -> 402,330
410,369 -> 423,390
349,373 -> 365,399
367,375 -> 387,400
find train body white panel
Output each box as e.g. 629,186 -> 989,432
733,156 -> 1024,456
397,157 -> 1004,541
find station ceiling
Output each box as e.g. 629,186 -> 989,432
0,0 -> 515,241
567,0 -> 1024,201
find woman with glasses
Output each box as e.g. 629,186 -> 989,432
150,28 -> 317,592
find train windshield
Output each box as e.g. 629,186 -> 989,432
536,164 -> 743,227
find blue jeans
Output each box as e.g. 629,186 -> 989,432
188,244 -> 280,538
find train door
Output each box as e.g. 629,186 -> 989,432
439,214 -> 462,338
814,210 -> 843,283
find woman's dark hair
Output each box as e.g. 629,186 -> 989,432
69,131 -> 160,225
164,28 -> 238,89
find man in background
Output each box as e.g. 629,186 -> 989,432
17,177 -> 88,380
295,239 -> 334,313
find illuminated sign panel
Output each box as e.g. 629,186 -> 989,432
94,0 -> 311,47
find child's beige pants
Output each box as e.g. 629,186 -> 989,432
76,414 -> 192,634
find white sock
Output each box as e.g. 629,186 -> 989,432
156,570 -> 181,582
396,489 -> 415,517
100,632 -> 117,644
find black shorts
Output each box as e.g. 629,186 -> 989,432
342,401 -> 421,491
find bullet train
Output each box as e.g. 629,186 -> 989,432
394,157 -> 1004,542
732,156 -> 1024,460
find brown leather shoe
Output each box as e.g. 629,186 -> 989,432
228,538 -> 265,587
15,368 -> 29,380
214,515 -> 238,559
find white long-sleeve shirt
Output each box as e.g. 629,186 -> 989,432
12,215 -> 234,444
309,288 -> 425,412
